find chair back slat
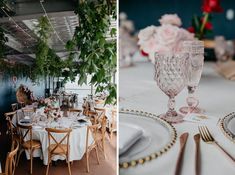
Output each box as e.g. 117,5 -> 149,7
5,112 -> 18,141
86,124 -> 100,150
11,103 -> 18,111
17,123 -> 32,146
69,108 -> 82,116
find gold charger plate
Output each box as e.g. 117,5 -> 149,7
119,108 -> 177,169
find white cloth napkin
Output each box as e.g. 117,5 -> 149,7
119,123 -> 143,155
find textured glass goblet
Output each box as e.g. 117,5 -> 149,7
154,52 -> 188,123
179,40 -> 204,114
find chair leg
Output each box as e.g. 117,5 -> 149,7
30,149 -> 33,174
95,147 -> 100,164
86,152 -> 89,173
102,138 -> 106,159
16,149 -> 24,166
46,154 -> 50,175
66,158 -> 71,175
110,130 -> 113,140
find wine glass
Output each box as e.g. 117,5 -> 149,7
154,52 -> 188,123
179,40 -> 204,114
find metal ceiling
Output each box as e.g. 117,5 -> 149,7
0,0 -> 78,65
0,0 -> 116,65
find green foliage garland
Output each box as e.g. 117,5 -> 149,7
68,0 -> 117,104
32,16 -> 66,81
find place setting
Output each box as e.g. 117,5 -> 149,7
119,0 -> 235,174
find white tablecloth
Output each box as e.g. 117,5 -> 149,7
0,162 -> 2,173
120,62 -> 235,175
14,109 -> 93,165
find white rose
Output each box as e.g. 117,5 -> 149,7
159,14 -> 182,27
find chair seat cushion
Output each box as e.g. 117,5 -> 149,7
22,140 -> 41,149
49,144 -> 68,154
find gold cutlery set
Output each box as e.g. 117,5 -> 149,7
175,126 -> 235,175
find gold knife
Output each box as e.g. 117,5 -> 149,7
194,134 -> 201,175
175,132 -> 189,175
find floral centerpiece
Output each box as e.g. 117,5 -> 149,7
16,84 -> 35,105
138,14 -> 194,63
37,97 -> 51,108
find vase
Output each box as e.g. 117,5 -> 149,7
154,52 -> 188,123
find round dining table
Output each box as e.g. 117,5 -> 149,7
13,108 -> 93,165
119,61 -> 235,175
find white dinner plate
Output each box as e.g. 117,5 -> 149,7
19,119 -> 32,126
119,109 -> 177,168
220,112 -> 235,142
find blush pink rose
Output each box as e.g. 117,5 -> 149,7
159,14 -> 182,27
141,37 -> 158,54
155,24 -> 181,49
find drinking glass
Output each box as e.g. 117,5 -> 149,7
179,40 -> 204,114
154,52 -> 188,123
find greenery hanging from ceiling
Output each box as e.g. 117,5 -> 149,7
67,0 -> 117,104
32,16 -> 67,82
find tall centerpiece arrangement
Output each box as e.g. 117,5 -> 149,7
138,14 -> 195,123
187,0 -> 223,39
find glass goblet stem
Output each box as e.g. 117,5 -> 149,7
187,86 -> 197,112
166,97 -> 177,117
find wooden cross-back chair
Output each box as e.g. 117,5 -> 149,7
45,128 -> 72,175
82,101 -> 90,116
88,114 -> 107,160
5,112 -> 18,145
0,140 -> 19,175
11,103 -> 18,112
85,123 -> 100,173
94,107 -> 106,124
17,123 -> 41,174
68,108 -> 82,116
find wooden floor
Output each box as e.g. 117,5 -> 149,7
0,118 -> 117,175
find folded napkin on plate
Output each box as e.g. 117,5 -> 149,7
119,123 -> 143,155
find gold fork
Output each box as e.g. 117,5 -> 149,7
198,126 -> 235,163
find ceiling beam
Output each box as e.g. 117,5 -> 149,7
0,11 -> 76,23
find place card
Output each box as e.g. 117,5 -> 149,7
184,113 -> 219,125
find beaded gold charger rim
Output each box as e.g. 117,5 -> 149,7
119,108 -> 177,169
219,112 -> 235,143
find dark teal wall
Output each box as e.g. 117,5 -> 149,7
0,78 -> 45,117
120,0 -> 235,39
